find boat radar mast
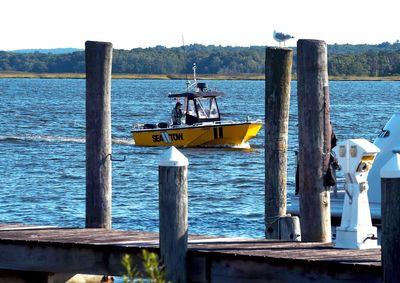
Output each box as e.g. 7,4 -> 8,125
186,63 -> 198,92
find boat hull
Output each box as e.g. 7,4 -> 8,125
288,192 -> 381,226
132,122 -> 262,147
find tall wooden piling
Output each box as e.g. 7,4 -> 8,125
85,41 -> 113,229
297,39 -> 332,242
381,150 -> 400,283
159,147 -> 188,283
265,47 -> 293,239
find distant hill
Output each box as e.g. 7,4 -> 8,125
11,48 -> 82,54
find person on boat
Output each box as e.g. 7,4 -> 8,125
171,102 -> 183,125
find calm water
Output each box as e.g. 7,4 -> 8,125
0,79 -> 399,238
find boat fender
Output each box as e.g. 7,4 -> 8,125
158,122 -> 169,129
324,152 -> 340,187
324,127 -> 340,187
144,123 -> 157,129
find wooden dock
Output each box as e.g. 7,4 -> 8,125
0,224 -> 381,282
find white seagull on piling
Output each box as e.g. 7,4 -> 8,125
273,30 -> 294,47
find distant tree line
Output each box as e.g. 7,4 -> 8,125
1,42 -> 400,76
328,50 -> 400,76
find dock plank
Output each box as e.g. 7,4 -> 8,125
0,226 -> 380,264
0,225 -> 381,282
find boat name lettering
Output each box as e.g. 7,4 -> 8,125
152,133 -> 184,143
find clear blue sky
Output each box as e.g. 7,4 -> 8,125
2,0 -> 399,50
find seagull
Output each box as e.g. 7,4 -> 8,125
273,30 -> 294,47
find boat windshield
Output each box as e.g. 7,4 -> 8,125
195,97 -> 219,119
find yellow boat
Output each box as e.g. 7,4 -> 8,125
132,121 -> 262,147
131,74 -> 262,147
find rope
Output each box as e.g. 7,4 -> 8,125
265,215 -> 281,225
265,214 -> 282,238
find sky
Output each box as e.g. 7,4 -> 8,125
1,0 -> 399,51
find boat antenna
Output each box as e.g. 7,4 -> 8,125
182,35 -> 190,91
182,36 -> 198,91
192,63 -> 197,83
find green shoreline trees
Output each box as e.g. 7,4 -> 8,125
1,42 -> 399,77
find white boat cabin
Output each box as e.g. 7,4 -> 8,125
168,82 -> 224,125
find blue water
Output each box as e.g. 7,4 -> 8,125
0,79 -> 399,238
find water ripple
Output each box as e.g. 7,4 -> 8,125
1,79 -> 400,238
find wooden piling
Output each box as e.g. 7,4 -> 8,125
297,39 -> 332,242
264,47 -> 294,239
381,151 -> 400,283
85,41 -> 113,229
159,147 -> 188,283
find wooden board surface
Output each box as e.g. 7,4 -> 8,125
0,224 -> 380,267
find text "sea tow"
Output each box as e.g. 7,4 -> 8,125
152,133 -> 184,143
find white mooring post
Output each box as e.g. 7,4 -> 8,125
159,146 -> 189,283
381,150 -> 400,282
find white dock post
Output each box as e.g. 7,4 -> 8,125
381,149 -> 400,283
159,146 -> 188,283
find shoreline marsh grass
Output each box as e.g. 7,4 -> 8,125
1,72 -> 400,81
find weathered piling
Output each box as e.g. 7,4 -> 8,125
159,147 -> 188,283
265,47 -> 297,239
381,150 -> 400,283
85,41 -> 113,229
297,39 -> 332,242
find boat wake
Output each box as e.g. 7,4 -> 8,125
0,135 -> 136,146
231,142 -> 251,149
112,138 -> 136,146
200,142 -> 252,150
0,135 -> 85,144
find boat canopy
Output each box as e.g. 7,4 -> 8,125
168,91 -> 224,100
